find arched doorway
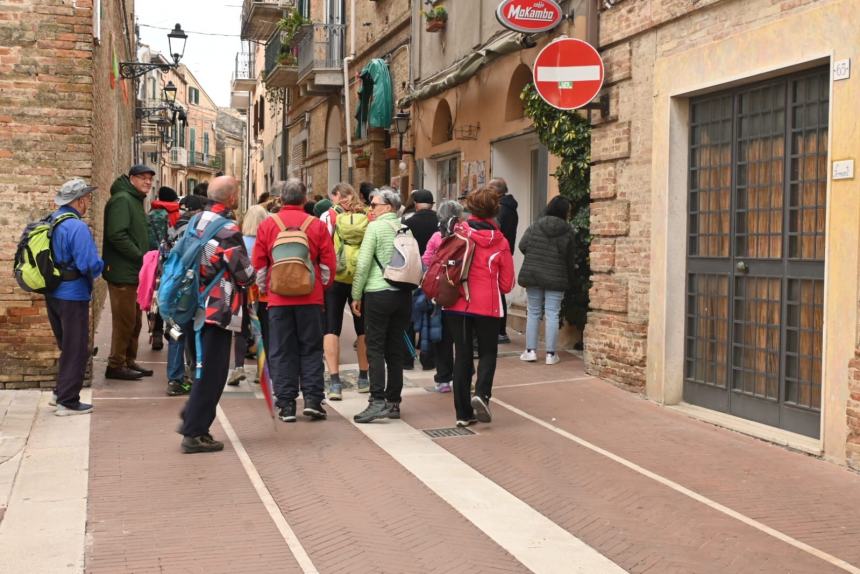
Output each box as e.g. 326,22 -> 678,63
505,63 -> 532,121
432,99 -> 453,146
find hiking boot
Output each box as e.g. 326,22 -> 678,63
546,352 -> 560,365
181,435 -> 224,454
303,401 -> 327,420
387,402 -> 401,419
227,367 -> 246,386
278,400 -> 297,423
356,377 -> 370,393
55,402 -> 93,416
434,381 -> 452,393
127,362 -> 154,377
105,366 -> 143,380
520,350 -> 537,362
166,380 -> 191,396
471,396 -> 492,423
151,332 -> 164,351
353,399 -> 390,424
327,382 -> 343,401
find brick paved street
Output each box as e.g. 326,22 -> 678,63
4,309 -> 860,574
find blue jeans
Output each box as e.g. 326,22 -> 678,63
166,322 -> 193,382
525,288 -> 564,353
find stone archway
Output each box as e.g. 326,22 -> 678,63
432,99 -> 453,146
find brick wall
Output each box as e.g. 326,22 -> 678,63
0,0 -> 134,389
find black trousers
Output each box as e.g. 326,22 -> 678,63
364,290 -> 412,403
499,294 -> 508,336
180,325 -> 232,437
46,297 -> 90,407
258,302 -> 270,351
268,305 -> 324,404
433,310 -> 454,383
446,314 -> 500,421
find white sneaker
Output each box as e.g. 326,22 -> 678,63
546,353 -> 560,365
49,392 -> 57,407
520,350 -> 537,362
227,367 -> 246,386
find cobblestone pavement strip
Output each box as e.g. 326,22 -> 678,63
86,396 -> 303,574
219,397 -> 530,574
493,377 -> 860,566
398,359 -> 858,574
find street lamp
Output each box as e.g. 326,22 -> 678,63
393,111 -> 414,157
120,24 -> 188,79
167,24 -> 188,66
163,81 -> 178,106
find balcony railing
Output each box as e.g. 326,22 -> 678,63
241,0 -> 293,41
264,31 -> 299,88
189,151 -> 221,170
296,23 -> 345,80
233,51 -> 255,83
170,147 -> 188,167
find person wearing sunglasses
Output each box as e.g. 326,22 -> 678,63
350,188 -> 413,423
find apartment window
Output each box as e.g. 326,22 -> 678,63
188,87 -> 200,105
203,132 -> 209,158
190,127 -> 196,157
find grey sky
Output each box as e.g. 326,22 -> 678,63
135,0 -> 245,107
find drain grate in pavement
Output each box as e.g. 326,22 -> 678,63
423,427 -> 476,439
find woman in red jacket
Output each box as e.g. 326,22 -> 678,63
445,186 -> 515,426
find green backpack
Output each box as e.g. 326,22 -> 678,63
148,208 -> 168,250
334,212 -> 368,284
13,213 -> 79,294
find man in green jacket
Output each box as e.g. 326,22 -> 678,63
102,165 -> 155,380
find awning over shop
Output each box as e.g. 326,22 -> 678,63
355,58 -> 394,139
398,31 -> 525,108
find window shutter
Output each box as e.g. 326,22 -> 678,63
190,127 -> 196,157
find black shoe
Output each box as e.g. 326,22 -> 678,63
278,400 -> 297,423
151,333 -> 164,351
387,402 -> 401,419
105,366 -> 144,380
127,362 -> 154,377
166,380 -> 191,396
302,401 -> 327,420
471,396 -> 492,423
181,435 -> 224,454
403,362 -> 415,371
498,334 -> 511,344
353,399 -> 390,424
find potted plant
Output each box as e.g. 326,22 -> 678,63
424,6 -> 447,32
277,47 -> 297,67
354,151 -> 371,168
383,147 -> 400,160
277,9 -> 310,45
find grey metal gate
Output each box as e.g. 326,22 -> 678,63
683,68 -> 829,438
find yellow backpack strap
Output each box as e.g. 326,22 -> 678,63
273,214 -> 287,232
299,216 -> 314,233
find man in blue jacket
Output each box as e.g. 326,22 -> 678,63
47,179 -> 105,415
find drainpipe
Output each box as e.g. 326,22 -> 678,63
343,0 -> 356,183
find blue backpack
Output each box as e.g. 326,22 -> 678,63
157,213 -> 231,327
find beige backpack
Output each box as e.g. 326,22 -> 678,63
269,215 -> 315,296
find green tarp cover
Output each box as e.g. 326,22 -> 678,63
355,58 -> 393,138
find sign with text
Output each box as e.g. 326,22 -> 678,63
533,37 -> 604,111
496,0 -> 563,34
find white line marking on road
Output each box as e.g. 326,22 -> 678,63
328,397 -> 625,574
495,376 -> 592,389
536,65 -> 601,83
494,398 -> 860,574
216,405 -> 319,574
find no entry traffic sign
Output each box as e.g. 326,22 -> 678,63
532,37 -> 604,111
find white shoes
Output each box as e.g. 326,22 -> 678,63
546,353 -> 560,365
227,366 -> 247,386
520,350 -> 537,362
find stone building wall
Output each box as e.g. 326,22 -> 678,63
0,0 -> 134,389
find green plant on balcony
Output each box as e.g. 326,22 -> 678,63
354,150 -> 371,168
277,46 -> 297,67
209,156 -> 223,170
423,6 -> 447,32
277,9 -> 309,45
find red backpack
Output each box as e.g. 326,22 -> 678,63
421,230 -> 476,307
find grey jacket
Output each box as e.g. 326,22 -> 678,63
517,215 -> 575,292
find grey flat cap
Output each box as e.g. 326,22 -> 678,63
129,164 -> 156,176
55,179 -> 96,206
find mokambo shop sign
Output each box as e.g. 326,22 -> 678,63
496,0 -> 563,34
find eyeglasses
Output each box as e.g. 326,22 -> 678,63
370,201 -> 386,208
